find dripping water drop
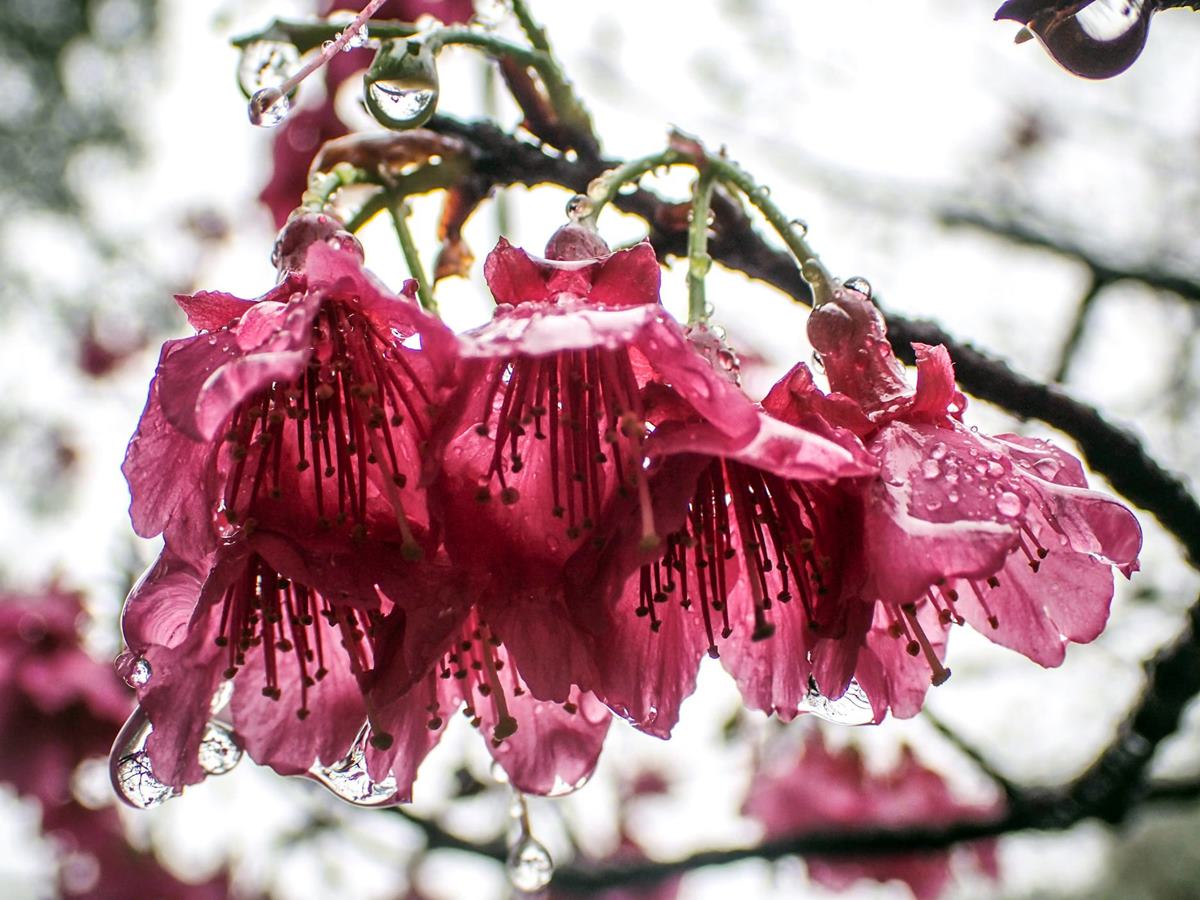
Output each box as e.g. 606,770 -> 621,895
109,707 -> 180,809
506,836 -> 555,893
249,87 -> 290,127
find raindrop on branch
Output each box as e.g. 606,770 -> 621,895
237,41 -> 299,96
843,276 -> 872,300
249,87 -> 291,127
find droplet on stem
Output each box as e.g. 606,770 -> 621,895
249,87 -> 291,127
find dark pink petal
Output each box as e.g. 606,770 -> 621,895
174,291 -> 254,332
586,242 -> 661,308
860,423 -> 1019,605
856,603 -> 949,720
156,331 -> 309,442
140,602 -> 226,788
908,343 -> 959,419
953,539 -> 1114,667
363,676 -> 445,801
232,647 -> 367,775
720,579 -> 816,721
761,361 -> 875,439
123,364 -> 215,551
491,595 -> 599,704
483,239 -> 552,304
457,300 -> 663,359
636,316 -> 762,445
590,579 -> 708,737
121,550 -> 210,652
646,413 -> 875,482
484,687 -> 611,796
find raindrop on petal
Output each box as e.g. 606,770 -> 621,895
198,721 -> 242,776
109,707 -> 180,809
506,836 -> 555,893
800,677 -> 874,725
306,725 -> 400,807
921,459 -> 941,480
996,491 -> 1022,517
115,651 -> 151,687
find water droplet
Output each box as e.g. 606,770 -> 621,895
490,760 -> 510,784
996,491 -> 1022,517
545,771 -> 591,798
921,459 -> 940,480
800,258 -> 825,286
843,276 -> 872,299
507,836 -> 555,893
115,651 -> 151,687
930,442 -> 947,460
565,193 -> 593,222
790,218 -> 808,237
1033,458 -> 1061,480
249,87 -> 290,127
987,460 -> 1004,477
800,677 -> 874,725
366,82 -> 437,128
209,679 -> 234,715
237,41 -> 298,96
341,22 -> 369,50
109,708 -> 180,809
198,721 -> 242,776
307,725 -> 399,807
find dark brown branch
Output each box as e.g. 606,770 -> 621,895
941,209 -> 1200,305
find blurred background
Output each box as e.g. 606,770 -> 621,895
2,0 -> 1200,897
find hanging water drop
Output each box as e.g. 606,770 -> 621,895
506,836 -> 555,893
114,651 -> 151,688
198,721 -> 242,776
249,87 -> 291,127
364,39 -> 439,129
790,218 -> 808,237
109,707 -> 180,809
843,276 -> 872,299
307,725 -> 400,807
237,41 -> 299,96
565,193 -> 594,222
341,22 -> 369,50
799,677 -> 874,725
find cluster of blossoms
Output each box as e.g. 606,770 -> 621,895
118,207 -> 1141,805
744,732 -> 1001,899
0,588 -> 232,897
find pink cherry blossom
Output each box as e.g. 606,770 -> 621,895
774,284 -> 1145,719
0,588 -> 232,898
123,213 -> 456,563
564,327 -> 878,736
429,227 -> 763,705
744,732 -> 1001,900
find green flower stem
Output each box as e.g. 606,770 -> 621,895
686,167 -> 716,325
389,201 -> 438,315
302,163 -> 373,213
506,0 -> 595,144
705,156 -> 835,306
582,148 -> 687,226
424,28 -> 546,69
